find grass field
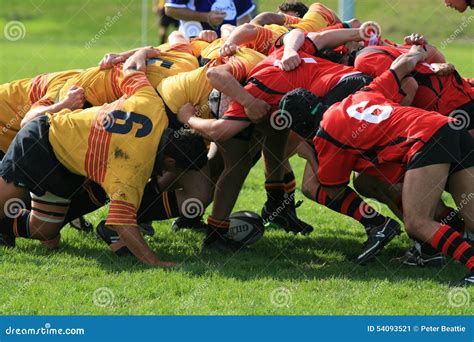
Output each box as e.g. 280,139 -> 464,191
0,0 -> 473,315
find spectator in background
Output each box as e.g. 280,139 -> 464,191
155,0 -> 179,44
444,0 -> 473,12
277,1 -> 309,18
165,0 -> 255,37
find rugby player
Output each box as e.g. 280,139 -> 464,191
178,25 -> 383,252
281,45 -> 474,285
0,63 -> 207,266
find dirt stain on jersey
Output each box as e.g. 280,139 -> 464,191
114,148 -> 129,160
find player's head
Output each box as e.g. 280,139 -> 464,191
156,128 -> 208,173
279,88 -> 326,140
208,89 -> 231,119
278,2 -> 309,18
444,0 -> 471,12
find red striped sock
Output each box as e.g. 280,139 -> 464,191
207,216 -> 230,233
315,186 -> 385,228
431,224 -> 474,270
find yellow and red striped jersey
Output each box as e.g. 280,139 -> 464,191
48,72 -> 168,226
247,5 -> 338,55
156,47 -> 265,119
0,69 -> 81,152
59,44 -> 199,107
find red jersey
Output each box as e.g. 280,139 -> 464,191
223,40 -> 359,120
314,70 -> 453,186
354,45 -> 474,115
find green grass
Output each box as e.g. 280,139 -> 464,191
0,1 -> 473,315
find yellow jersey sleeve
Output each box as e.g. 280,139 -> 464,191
58,66 -> 122,107
200,38 -> 225,60
217,47 -> 265,82
49,72 -> 168,226
32,69 -> 82,107
248,25 -> 288,55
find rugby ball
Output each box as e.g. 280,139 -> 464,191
227,211 -> 265,246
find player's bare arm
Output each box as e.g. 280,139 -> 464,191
206,65 -> 271,123
219,23 -> 257,57
250,12 -> 287,26
20,85 -> 85,128
390,44 -> 429,82
179,104 -> 250,142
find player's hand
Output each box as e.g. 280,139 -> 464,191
347,18 -> 361,28
244,98 -> 271,123
208,11 -> 226,28
99,53 -> 127,70
177,102 -> 196,124
404,33 -> 428,46
199,30 -> 218,42
408,44 -> 428,60
280,50 -> 301,71
431,63 -> 455,76
110,241 -> 177,268
62,85 -> 85,110
219,42 -> 239,57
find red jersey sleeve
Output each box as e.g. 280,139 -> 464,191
314,134 -> 356,187
362,69 -> 406,103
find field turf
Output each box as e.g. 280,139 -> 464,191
0,0 -> 473,315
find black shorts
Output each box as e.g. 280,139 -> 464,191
0,116 -> 86,199
453,99 -> 474,130
407,123 -> 474,174
323,73 -> 373,107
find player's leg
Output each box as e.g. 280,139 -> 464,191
260,122 -> 314,235
204,136 -> 261,251
404,127 -> 474,285
0,179 -> 69,249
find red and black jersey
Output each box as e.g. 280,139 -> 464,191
354,45 -> 474,115
314,70 -> 454,186
223,42 -> 359,120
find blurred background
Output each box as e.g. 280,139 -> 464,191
0,0 -> 472,83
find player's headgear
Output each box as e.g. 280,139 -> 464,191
155,128 -> 208,173
279,88 -> 326,140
